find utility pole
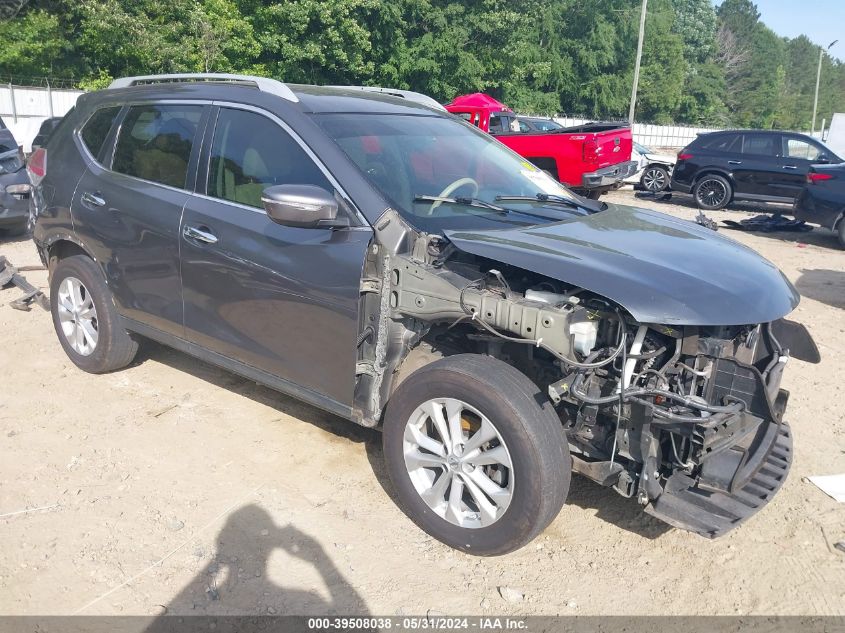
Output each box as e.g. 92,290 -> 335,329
812,39 -> 838,136
628,0 -> 648,125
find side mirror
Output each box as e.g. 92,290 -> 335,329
816,154 -> 831,164
261,185 -> 348,229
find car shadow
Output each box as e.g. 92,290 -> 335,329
795,268 -> 845,310
137,342 -> 670,545
143,503 -> 368,625
0,229 -> 32,246
134,340 -> 378,447
564,474 -> 671,539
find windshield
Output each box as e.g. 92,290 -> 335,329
313,113 -> 591,232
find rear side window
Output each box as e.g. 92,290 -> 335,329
113,104 -> 203,189
207,107 -> 331,209
741,134 -> 777,157
80,106 -> 121,159
702,134 -> 741,152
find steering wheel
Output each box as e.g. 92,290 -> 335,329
428,177 -> 480,214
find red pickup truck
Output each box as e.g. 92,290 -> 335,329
445,93 -> 637,197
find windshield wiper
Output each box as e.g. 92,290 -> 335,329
496,193 -> 605,213
414,195 -> 507,212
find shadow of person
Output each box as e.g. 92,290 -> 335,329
146,504 -> 368,630
795,268 -> 845,310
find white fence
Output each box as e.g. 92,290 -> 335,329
0,84 -> 84,152
554,116 -> 721,150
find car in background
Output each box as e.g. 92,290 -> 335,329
31,116 -> 64,154
445,93 -> 636,198
516,116 -> 562,133
0,116 -> 31,236
794,163 -> 845,248
671,129 -> 843,210
626,141 -> 675,192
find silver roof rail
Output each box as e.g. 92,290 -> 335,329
327,86 -> 445,111
108,73 -> 299,103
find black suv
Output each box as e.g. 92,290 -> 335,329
671,129 -> 842,210
31,74 -> 814,554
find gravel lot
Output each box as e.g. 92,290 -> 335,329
1,188 -> 844,617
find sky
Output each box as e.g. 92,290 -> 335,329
720,0 -> 845,62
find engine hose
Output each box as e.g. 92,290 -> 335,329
569,373 -> 745,417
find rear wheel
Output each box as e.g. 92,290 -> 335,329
50,255 -> 138,373
694,174 -> 732,210
382,354 -> 570,556
640,165 -> 670,192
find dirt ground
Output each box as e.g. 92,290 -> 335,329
1,188 -> 844,618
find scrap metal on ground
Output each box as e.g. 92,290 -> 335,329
0,255 -> 48,311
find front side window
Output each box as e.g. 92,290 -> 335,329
80,106 -> 122,160
783,137 -> 821,161
112,104 -> 203,189
207,108 -> 332,209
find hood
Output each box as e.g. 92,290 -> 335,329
643,151 -> 676,165
444,204 -> 799,326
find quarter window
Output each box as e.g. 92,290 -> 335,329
703,134 -> 741,152
80,106 -> 122,160
112,104 -> 203,189
783,137 -> 821,161
207,108 -> 332,209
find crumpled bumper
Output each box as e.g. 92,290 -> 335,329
581,160 -> 639,189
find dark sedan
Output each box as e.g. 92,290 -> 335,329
794,163 -> 845,248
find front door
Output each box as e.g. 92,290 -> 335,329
776,135 -> 824,199
180,106 -> 372,407
71,102 -> 206,336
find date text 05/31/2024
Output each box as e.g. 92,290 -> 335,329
307,617 -> 528,630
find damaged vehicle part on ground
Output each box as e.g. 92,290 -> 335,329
31,74 -> 818,556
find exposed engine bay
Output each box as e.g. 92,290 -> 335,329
354,216 -> 818,537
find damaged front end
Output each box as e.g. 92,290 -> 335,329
360,213 -> 817,538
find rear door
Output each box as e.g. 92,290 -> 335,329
777,135 -> 824,199
180,105 -> 372,407
735,133 -> 784,198
71,101 -> 207,336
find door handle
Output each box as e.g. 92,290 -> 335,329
81,191 -> 106,207
728,160 -> 742,165
183,225 -> 218,245
781,165 -> 798,170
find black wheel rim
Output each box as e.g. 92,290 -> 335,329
698,179 -> 727,207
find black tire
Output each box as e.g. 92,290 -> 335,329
50,255 -> 138,373
640,165 -> 670,192
837,218 -> 845,249
694,174 -> 732,210
382,354 -> 570,556
585,190 -> 602,200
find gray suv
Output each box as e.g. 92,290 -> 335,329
31,74 -> 815,555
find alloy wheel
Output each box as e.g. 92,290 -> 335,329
403,397 -> 514,528
57,276 -> 98,356
642,167 -> 667,192
697,178 -> 728,207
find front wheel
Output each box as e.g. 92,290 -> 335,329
694,174 -> 732,210
640,165 -> 670,192
382,354 -> 570,556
